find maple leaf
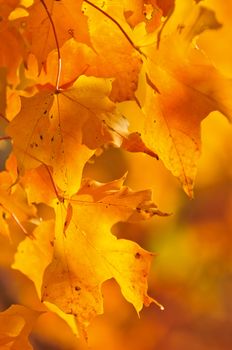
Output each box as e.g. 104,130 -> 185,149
18,0 -> 144,100
29,39 -> 96,88
136,4 -> 232,196
7,76 -> 128,196
11,0 -> 91,71
37,176 -> 165,334
22,0 -> 143,98
1,0 -> 231,346
82,0 -> 142,102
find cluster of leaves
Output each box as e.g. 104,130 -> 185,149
0,0 -> 231,347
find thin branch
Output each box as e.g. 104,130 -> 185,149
40,0 -> 61,91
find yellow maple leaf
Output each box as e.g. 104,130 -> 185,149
38,176 -> 164,334
7,76 -> 128,196
82,0 -> 142,102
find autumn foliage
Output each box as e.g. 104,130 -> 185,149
0,0 -> 231,349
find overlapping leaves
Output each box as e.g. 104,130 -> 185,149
0,0 -> 231,346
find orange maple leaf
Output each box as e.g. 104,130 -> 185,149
135,4 -> 232,196
11,0 -> 91,71
7,76 -> 129,195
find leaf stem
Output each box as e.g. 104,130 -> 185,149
40,0 -> 61,91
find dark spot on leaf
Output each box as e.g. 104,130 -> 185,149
75,286 -> 81,291
51,136 -> 54,142
40,135 -> 43,140
43,110 -> 47,115
135,252 -> 141,259
177,24 -> 185,34
68,28 -> 74,36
